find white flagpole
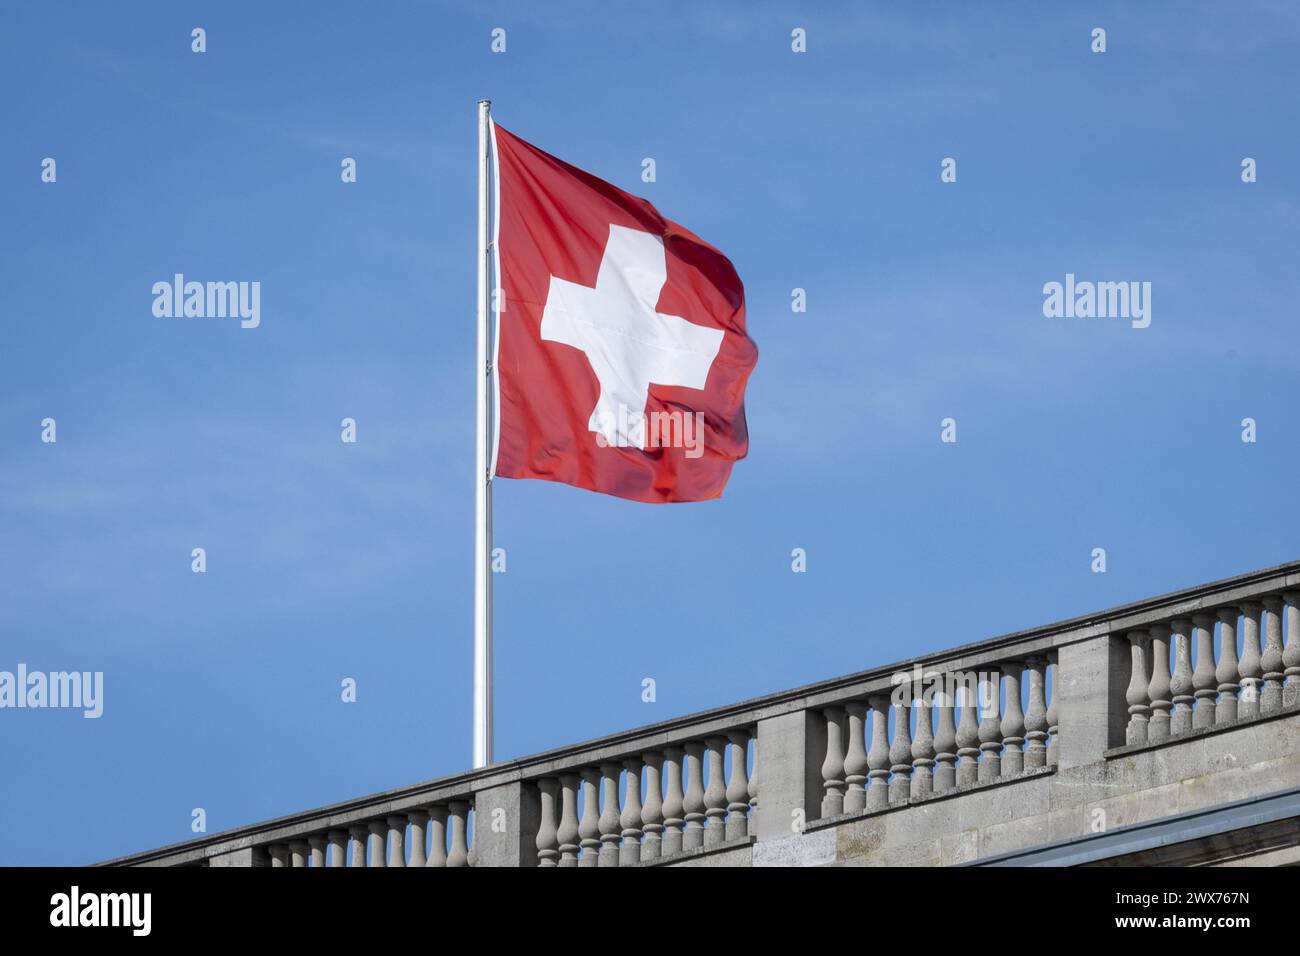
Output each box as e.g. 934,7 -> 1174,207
473,98 -> 494,768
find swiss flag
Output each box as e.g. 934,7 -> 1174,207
490,122 -> 758,503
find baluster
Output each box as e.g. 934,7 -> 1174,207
578,768 -> 601,867
446,800 -> 470,867
406,812 -> 427,867
820,706 -> 846,817
1238,602 -> 1263,720
1024,656 -> 1049,766
747,742 -> 758,831
955,675 -> 981,787
842,703 -> 869,812
933,682 -> 958,791
366,821 -> 386,867
1215,608 -> 1241,724
1191,613 -> 1218,730
911,691 -> 935,797
620,758 -> 643,866
1169,618 -> 1194,735
1000,662 -> 1025,775
1147,623 -> 1173,741
535,779 -> 559,867
726,730 -> 751,840
308,834 -> 326,868
682,741 -> 707,851
641,752 -> 664,861
347,824 -> 367,867
327,829 -> 347,868
1046,651 -> 1059,766
427,805 -> 449,867
704,737 -> 728,845
661,746 -> 685,856
556,776 -> 580,867
386,815 -> 406,867
889,695 -> 912,803
1125,631 -> 1151,745
867,694 -> 891,809
1262,597 -> 1285,714
598,763 -> 622,867
1285,592 -> 1300,709
977,669 -> 1002,783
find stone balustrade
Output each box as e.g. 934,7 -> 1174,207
100,560 -> 1300,868
815,653 -> 1057,821
528,726 -> 756,866
252,798 -> 473,868
1121,593 -> 1300,747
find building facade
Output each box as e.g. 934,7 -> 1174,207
105,560 -> 1300,867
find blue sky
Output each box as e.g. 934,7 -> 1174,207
4,1 -> 1300,864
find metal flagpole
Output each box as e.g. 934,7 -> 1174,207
473,98 -> 493,768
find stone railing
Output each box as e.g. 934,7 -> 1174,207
116,784 -> 479,867
813,653 -> 1057,821
260,799 -> 475,868
1119,596 -> 1300,746
527,726 -> 757,866
101,559 -> 1300,867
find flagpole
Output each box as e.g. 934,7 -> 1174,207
473,98 -> 493,769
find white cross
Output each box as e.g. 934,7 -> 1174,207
540,225 -> 725,448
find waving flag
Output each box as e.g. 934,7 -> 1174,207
489,122 -> 758,503
470,106 -> 759,767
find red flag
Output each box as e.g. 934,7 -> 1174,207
490,122 -> 757,503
